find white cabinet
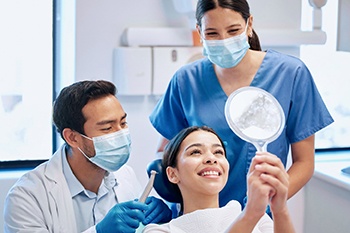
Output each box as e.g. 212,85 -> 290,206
304,152 -> 350,233
113,46 -> 203,95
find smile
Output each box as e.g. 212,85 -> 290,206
200,170 -> 220,176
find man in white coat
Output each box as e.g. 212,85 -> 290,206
4,80 -> 172,233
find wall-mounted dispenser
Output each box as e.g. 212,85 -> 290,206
113,47 -> 152,95
113,45 -> 203,96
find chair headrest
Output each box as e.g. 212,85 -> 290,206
146,159 -> 182,203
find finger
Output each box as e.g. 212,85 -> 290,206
259,172 -> 288,197
248,155 -> 260,174
123,209 -> 146,228
249,154 -> 269,175
255,163 -> 289,186
254,152 -> 284,170
126,200 -> 149,212
143,210 -> 164,224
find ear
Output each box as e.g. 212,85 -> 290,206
166,166 -> 180,184
248,15 -> 254,36
62,128 -> 80,148
196,24 -> 202,41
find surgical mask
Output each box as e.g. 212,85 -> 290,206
78,128 -> 131,172
202,20 -> 250,68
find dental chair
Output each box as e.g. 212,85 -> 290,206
147,159 -> 182,217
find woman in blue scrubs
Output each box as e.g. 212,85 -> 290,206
149,0 -> 334,214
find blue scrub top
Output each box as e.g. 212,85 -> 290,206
149,49 -> 334,208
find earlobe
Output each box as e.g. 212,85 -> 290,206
166,167 -> 179,184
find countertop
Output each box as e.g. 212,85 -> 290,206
314,150 -> 350,191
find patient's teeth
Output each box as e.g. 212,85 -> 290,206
201,171 -> 219,176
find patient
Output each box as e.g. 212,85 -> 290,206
143,126 -> 295,233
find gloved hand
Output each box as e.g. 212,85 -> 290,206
142,196 -> 172,225
96,200 -> 148,233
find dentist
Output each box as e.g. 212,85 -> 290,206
4,80 -> 172,233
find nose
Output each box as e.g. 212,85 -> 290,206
114,125 -> 125,131
204,153 -> 217,164
221,33 -> 231,40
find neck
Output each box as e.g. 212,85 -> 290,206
66,147 -> 105,193
182,193 -> 220,214
214,50 -> 265,95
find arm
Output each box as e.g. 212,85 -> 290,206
254,152 -> 295,233
155,136 -> 169,157
225,153 -> 274,233
226,153 -> 296,233
4,187 -> 51,233
287,135 -> 315,198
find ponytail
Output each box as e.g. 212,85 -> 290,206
248,29 -> 261,51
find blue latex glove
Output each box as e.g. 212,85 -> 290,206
96,200 -> 148,233
142,196 -> 172,225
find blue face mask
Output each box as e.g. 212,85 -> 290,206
202,21 -> 250,68
78,128 -> 131,172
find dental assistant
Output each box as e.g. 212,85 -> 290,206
4,80 -> 172,233
149,0 -> 334,212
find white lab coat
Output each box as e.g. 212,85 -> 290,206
3,144 -> 142,233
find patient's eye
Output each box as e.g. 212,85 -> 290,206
190,148 -> 202,155
214,149 -> 224,155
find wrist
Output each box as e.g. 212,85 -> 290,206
271,206 -> 290,219
242,204 -> 265,223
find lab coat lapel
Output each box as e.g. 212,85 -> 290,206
112,165 -> 142,203
45,144 -> 77,232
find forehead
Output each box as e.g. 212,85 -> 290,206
82,95 -> 124,122
180,130 -> 221,149
201,7 -> 244,28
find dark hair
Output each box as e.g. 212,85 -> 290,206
52,80 -> 117,140
162,125 -> 227,204
196,0 -> 261,51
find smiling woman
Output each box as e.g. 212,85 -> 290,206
0,0 -> 53,167
144,126 -> 295,233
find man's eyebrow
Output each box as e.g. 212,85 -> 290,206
96,119 -> 115,126
96,113 -> 127,126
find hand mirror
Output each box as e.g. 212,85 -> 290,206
225,86 -> 285,152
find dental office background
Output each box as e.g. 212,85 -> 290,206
0,0 -> 349,232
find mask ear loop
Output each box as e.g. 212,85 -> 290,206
245,18 -> 250,35
80,133 -> 93,141
245,17 -> 254,38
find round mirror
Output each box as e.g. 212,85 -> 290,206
225,86 -> 285,151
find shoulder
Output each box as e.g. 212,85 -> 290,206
225,200 -> 242,209
9,162 -> 49,194
265,49 -> 307,68
113,164 -> 139,185
114,164 -> 136,177
112,164 -> 142,199
6,146 -> 67,198
220,200 -> 243,218
174,58 -> 211,79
